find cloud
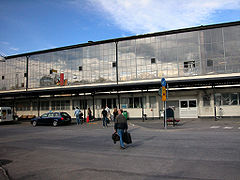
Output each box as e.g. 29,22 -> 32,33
9,47 -> 19,51
90,0 -> 240,33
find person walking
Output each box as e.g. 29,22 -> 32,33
114,109 -> 128,149
74,107 -> 81,125
87,107 -> 92,123
113,106 -> 118,122
102,107 -> 108,127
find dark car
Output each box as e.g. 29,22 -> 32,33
31,112 -> 71,127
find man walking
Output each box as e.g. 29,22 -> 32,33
102,107 -> 108,127
74,107 -> 81,125
114,109 -> 128,149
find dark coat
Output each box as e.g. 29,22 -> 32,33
114,114 -> 128,130
102,109 -> 107,117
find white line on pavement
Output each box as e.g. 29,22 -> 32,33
210,126 -> 220,129
223,127 -> 233,129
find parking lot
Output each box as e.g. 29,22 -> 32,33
0,119 -> 240,180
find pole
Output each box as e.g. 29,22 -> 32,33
115,41 -> 119,85
164,100 -> 167,129
26,56 -> 29,90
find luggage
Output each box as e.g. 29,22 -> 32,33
123,131 -> 132,144
112,132 -> 120,144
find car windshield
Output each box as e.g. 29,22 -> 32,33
60,112 -> 69,117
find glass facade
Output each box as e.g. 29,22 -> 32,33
0,57 -> 26,90
1,24 -> 240,91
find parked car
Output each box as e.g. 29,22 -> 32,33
31,112 -> 71,127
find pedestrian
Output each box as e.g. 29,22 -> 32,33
87,107 -> 92,122
113,106 -> 118,122
105,105 -> 111,121
74,107 -> 81,125
102,107 -> 108,127
114,109 -> 128,149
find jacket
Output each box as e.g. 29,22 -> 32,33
114,114 -> 128,130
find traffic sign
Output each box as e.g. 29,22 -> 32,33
162,86 -> 166,101
161,78 -> 166,87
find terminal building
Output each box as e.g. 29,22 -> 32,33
0,21 -> 240,120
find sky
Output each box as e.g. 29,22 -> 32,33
0,0 -> 240,56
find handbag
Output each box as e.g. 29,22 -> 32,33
123,131 -> 132,144
112,132 -> 120,144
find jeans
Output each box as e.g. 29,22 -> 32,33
76,115 -> 81,125
102,117 -> 108,127
117,129 -> 124,148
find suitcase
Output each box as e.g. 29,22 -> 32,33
123,131 -> 132,144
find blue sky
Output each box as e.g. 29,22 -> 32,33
0,0 -> 240,56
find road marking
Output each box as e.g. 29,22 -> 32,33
223,127 -> 233,129
210,126 -> 220,129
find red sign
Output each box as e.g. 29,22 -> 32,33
60,73 -> 64,86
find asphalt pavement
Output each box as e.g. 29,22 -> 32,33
0,118 -> 240,180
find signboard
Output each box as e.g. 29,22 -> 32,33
161,78 -> 166,87
162,86 -> 166,101
60,73 -> 64,86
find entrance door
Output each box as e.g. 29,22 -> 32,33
179,100 -> 198,118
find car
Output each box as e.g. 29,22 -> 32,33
31,112 -> 71,127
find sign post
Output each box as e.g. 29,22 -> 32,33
161,78 -> 167,129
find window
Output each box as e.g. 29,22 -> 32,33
121,98 -> 128,108
61,101 -> 65,110
16,102 -> 30,111
180,101 -> 188,108
231,93 -> 238,105
41,113 -> 48,118
125,97 -> 145,108
2,76 -> 4,80
215,93 -> 239,106
41,101 -> 49,110
32,101 -> 38,111
184,61 -> 195,72
207,59 -> 213,67
7,109 -> 11,114
203,95 -> 211,106
222,93 -> 230,105
215,94 -> 222,106
128,98 -> 133,108
151,58 -> 156,64
79,66 -> 82,71
149,96 -> 156,108
101,98 -> 116,109
48,113 -> 54,117
189,100 -> 196,107
112,62 -> 116,67
72,100 -> 87,110
54,112 -> 60,117
134,97 -> 142,108
107,99 -> 112,108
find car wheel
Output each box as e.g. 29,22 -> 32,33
32,121 -> 37,127
53,120 -> 58,127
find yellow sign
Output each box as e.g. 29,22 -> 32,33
162,86 -> 166,101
